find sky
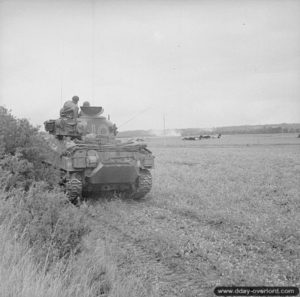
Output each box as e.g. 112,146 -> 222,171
0,0 -> 299,131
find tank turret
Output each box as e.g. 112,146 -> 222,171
44,105 -> 118,142
78,106 -> 118,140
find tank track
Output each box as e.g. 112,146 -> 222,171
66,176 -> 82,203
131,169 -> 152,199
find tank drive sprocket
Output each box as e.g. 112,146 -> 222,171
66,175 -> 82,203
131,169 -> 152,199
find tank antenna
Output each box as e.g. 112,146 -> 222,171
59,11 -> 65,106
91,0 -> 95,100
119,106 -> 152,128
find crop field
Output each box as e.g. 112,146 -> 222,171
85,134 -> 300,297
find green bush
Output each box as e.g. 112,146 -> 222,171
0,154 -> 35,191
0,107 -> 89,268
0,106 -> 39,156
0,106 -> 60,190
0,153 -> 60,192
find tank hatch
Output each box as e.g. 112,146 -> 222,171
80,106 -> 103,117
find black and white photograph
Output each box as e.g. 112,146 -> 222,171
0,0 -> 299,296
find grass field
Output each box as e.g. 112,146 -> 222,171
1,133 -> 299,297
86,133 -> 300,296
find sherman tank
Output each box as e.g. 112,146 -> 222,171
44,105 -> 154,201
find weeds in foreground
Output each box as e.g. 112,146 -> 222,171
0,223 -> 157,297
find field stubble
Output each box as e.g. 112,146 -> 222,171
86,134 -> 300,296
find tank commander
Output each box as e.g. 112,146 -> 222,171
60,95 -> 80,119
78,101 -> 90,117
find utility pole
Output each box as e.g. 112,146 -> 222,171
163,113 -> 166,146
60,30 -> 64,106
163,113 -> 166,136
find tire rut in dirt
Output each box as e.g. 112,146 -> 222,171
145,199 -> 289,257
110,200 -> 227,281
91,214 -> 214,297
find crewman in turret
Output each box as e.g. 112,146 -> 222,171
60,95 -> 80,119
78,101 -> 90,117
82,101 -> 90,107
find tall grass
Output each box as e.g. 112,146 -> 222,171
0,221 -> 154,297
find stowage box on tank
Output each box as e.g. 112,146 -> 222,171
44,105 -> 154,201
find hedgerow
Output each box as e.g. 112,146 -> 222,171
0,106 -> 60,189
0,106 -> 89,267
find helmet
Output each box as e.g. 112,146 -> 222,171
83,101 -> 90,107
72,96 -> 79,102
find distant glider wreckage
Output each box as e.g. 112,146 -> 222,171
182,134 -> 222,141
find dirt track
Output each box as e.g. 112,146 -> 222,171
88,198 -> 218,297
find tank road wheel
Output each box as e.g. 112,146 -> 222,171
66,175 -> 82,204
131,169 -> 152,200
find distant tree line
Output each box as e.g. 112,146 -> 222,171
213,124 -> 300,135
118,123 -> 300,138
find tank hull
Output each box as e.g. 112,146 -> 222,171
45,137 -> 154,200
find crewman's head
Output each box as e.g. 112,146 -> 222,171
72,95 -> 79,103
82,101 -> 90,107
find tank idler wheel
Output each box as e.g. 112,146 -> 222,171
131,169 -> 152,200
66,177 -> 82,204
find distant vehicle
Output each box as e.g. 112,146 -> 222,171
129,138 -> 145,142
44,105 -> 154,202
182,134 -> 222,141
182,136 -> 198,141
182,136 -> 199,140
199,134 -> 221,139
